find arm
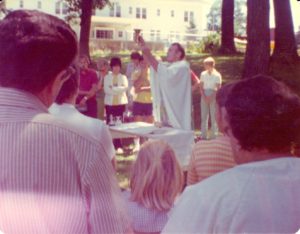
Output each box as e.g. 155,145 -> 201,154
191,70 -> 200,92
187,147 -> 199,185
103,74 -> 116,95
111,75 -> 128,94
138,36 -> 159,71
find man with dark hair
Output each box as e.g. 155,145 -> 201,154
49,66 -> 116,168
138,38 -> 192,130
76,55 -> 99,118
187,82 -> 236,185
163,75 -> 300,233
0,10 -> 130,233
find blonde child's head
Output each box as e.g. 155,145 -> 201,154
130,140 -> 183,211
203,56 -> 215,70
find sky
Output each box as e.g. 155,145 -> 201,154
270,0 -> 300,31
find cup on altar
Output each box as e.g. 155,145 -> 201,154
134,29 -> 142,43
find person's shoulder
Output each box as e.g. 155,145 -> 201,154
186,165 -> 241,197
200,70 -> 208,76
33,112 -> 100,146
212,69 -> 221,77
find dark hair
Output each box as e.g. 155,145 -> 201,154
130,52 -> 141,60
55,65 -> 79,104
110,57 -> 122,68
0,10 -> 78,93
225,75 -> 300,153
171,42 -> 185,60
216,82 -> 236,108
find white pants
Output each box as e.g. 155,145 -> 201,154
200,97 -> 218,139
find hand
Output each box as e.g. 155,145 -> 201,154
79,97 -> 87,106
137,36 -> 146,50
205,96 -> 212,103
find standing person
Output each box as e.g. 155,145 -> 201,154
76,55 -> 99,118
126,51 -> 142,114
0,10 -> 130,233
96,59 -> 110,120
187,82 -> 236,185
132,56 -> 153,123
138,37 -> 192,130
199,57 -> 222,139
104,57 -> 128,152
123,140 -> 183,233
49,65 -> 116,169
163,75 -> 300,233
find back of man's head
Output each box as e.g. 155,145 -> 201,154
225,75 -> 300,153
0,10 -> 77,94
216,82 -> 236,108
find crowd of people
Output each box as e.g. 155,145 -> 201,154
0,9 -> 300,233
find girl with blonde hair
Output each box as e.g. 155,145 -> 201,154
123,140 -> 183,234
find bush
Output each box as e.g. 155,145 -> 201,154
186,33 -> 221,54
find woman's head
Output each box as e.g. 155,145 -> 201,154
110,57 -> 122,74
225,75 -> 300,157
98,59 -> 109,75
130,140 -> 183,211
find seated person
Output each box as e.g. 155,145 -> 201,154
187,82 -> 236,185
49,65 -> 116,168
163,75 -> 300,233
123,140 -> 183,234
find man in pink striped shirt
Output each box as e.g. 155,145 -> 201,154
187,82 -> 236,185
0,10 -> 130,233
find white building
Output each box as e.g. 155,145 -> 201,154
4,0 -> 211,50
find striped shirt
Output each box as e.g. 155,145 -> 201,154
0,87 -> 130,233
187,135 -> 236,185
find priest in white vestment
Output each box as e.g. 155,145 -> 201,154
139,38 -> 192,131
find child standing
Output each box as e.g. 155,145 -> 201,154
199,57 -> 222,139
123,140 -> 183,233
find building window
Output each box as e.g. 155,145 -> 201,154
136,7 -> 140,18
156,30 -> 161,40
142,8 -> 147,19
96,30 -> 113,39
190,11 -> 194,23
150,30 -> 155,41
109,5 -> 114,17
55,2 -> 61,14
116,4 -> 121,17
157,9 -> 160,16
184,11 -> 188,22
37,1 -> 42,9
129,6 -> 132,14
118,31 -> 123,38
171,10 -> 174,17
62,3 -> 68,15
20,0 -> 24,8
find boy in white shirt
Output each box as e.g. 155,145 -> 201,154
199,57 -> 222,139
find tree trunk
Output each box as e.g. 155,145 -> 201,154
243,0 -> 270,78
271,0 -> 299,63
79,0 -> 93,58
219,0 -> 236,54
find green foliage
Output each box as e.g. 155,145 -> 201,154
207,0 -> 221,32
207,0 -> 246,36
187,33 -> 221,54
64,0 -> 110,12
